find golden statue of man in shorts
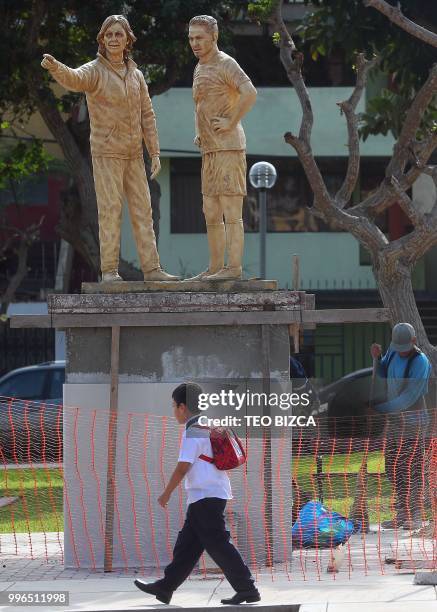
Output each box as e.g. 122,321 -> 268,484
187,15 -> 257,281
42,15 -> 179,282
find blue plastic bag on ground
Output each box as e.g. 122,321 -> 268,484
292,501 -> 361,548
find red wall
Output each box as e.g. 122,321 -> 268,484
1,175 -> 66,242
388,202 -> 411,241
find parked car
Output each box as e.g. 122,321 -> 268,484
317,366 -> 435,440
0,361 -> 65,462
318,367 -> 379,409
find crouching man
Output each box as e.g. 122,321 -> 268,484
371,322 -> 431,530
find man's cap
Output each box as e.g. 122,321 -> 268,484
390,322 -> 416,352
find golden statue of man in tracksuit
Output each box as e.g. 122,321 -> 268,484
42,15 -> 179,282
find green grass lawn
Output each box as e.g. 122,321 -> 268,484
0,468 -> 63,534
0,452 -> 424,532
292,450 -> 429,522
293,450 -> 385,477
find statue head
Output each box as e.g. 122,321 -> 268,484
188,15 -> 218,60
97,15 -> 137,61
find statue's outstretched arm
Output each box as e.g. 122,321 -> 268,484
41,53 -> 97,93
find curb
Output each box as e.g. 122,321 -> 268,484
414,571 -> 437,585
74,606 -> 301,612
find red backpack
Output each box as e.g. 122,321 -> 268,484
193,426 -> 246,470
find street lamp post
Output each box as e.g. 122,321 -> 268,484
249,162 -> 277,279
248,161 -> 278,566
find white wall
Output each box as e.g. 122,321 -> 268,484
151,87 -> 395,158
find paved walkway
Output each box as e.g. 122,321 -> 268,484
0,527 -> 435,611
0,571 -> 436,612
1,525 -> 435,581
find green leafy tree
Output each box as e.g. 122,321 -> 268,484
0,0 -> 242,279
249,0 -> 436,138
294,0 -> 436,139
254,0 -> 437,367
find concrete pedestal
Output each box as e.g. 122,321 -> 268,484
50,290 -> 299,570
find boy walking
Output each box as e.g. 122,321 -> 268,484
134,383 -> 260,605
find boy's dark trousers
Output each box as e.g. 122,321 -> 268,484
156,497 -> 255,593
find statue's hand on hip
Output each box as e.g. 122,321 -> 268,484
41,54 -> 58,70
211,116 -> 233,134
150,156 -> 161,180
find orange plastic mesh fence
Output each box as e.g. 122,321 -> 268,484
0,396 -> 435,579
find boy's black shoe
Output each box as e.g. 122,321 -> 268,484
134,579 -> 172,604
221,589 -> 261,605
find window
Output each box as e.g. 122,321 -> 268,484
0,370 -> 48,400
47,368 -> 65,400
170,157 -> 346,233
170,159 -> 204,233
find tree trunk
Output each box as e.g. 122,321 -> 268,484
0,238 -> 30,315
34,92 -> 101,277
373,254 -> 437,370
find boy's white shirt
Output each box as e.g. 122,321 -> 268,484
178,416 -> 232,506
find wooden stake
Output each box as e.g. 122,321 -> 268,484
104,325 -> 120,572
350,453 -> 370,532
292,254 -> 300,291
289,322 -> 300,354
350,358 -> 376,533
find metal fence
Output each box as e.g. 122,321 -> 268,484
0,325 -> 55,377
314,322 -> 392,383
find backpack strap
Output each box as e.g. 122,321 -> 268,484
190,424 -> 214,463
199,454 -> 214,463
384,348 -> 420,380
400,347 -> 421,393
404,347 -> 421,379
384,350 -> 395,374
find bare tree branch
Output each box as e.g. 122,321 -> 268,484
386,63 -> 437,178
275,1 -> 313,146
273,0 -> 437,365
0,234 -> 14,259
350,103 -> 437,218
364,0 -> 437,48
289,141 -> 389,251
283,130 -> 334,214
421,165 -> 437,180
0,239 -> 28,315
26,0 -> 47,55
385,216 -> 437,269
274,2 -> 388,253
335,54 -> 379,208
389,176 -> 423,226
0,219 -> 43,315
